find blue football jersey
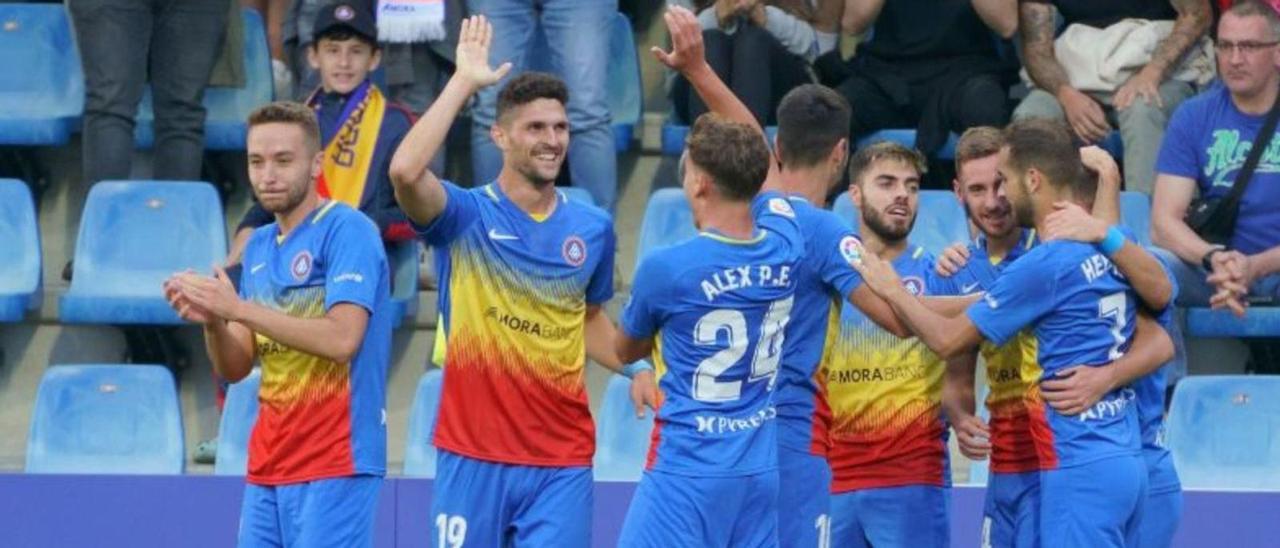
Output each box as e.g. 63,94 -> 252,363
757,192 -> 865,458
1135,256 -> 1181,492
967,240 -> 1142,469
621,194 -> 804,477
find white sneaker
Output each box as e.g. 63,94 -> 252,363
272,59 -> 294,100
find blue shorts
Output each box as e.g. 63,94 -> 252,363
1137,448 -> 1182,548
237,475 -> 382,548
830,485 -> 949,548
778,448 -> 832,548
1040,455 -> 1147,548
618,468 -> 778,548
982,472 -> 1040,548
431,450 -> 591,548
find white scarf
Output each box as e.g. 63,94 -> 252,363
377,0 -> 446,43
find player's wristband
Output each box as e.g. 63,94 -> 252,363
621,361 -> 654,379
1096,226 -> 1126,257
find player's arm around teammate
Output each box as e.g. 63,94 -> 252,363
1041,312 -> 1174,416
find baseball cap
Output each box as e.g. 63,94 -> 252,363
312,2 -> 377,44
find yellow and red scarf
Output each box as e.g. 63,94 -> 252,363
308,81 -> 386,208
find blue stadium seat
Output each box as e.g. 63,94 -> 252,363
388,241 -> 420,329
856,129 -> 959,160
0,180 -> 40,322
59,181 -> 228,325
661,124 -> 777,156
560,186 -> 597,207
528,12 -> 640,152
26,364 -> 184,474
593,373 -> 654,481
1166,375 -> 1280,490
830,190 -> 970,255
0,5 -> 83,145
634,188 -> 697,276
134,8 -> 272,150
1119,191 -> 1152,247
1186,308 -> 1280,338
403,368 -> 444,477
214,368 -> 261,475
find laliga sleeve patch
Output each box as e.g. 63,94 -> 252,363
767,197 -> 796,218
839,235 -> 864,267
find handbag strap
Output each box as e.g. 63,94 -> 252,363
1224,88 -> 1280,211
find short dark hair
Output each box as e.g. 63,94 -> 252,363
954,126 -> 1004,175
496,72 -> 569,123
776,84 -> 851,168
686,113 -> 771,201
313,27 -> 379,50
848,141 -> 926,185
1226,0 -> 1280,38
248,101 -> 322,153
1002,118 -> 1091,199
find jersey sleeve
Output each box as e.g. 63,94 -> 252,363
323,212 -> 387,314
413,181 -> 481,247
1154,99 -> 1202,180
966,254 -> 1058,346
586,218 -> 617,305
620,255 -> 669,340
816,217 -> 865,298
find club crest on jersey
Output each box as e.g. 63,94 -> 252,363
839,235 -> 864,266
562,236 -> 587,267
767,197 -> 795,218
901,276 -> 925,296
290,250 -> 313,281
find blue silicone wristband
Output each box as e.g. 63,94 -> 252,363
622,361 -> 653,379
1097,226 -> 1126,256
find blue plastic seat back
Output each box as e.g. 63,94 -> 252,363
27,364 -> 184,474
0,4 -> 83,145
214,368 -> 261,475
831,190 -> 970,255
0,179 -> 41,321
1166,375 -> 1280,490
1119,191 -> 1152,247
135,8 -> 272,149
593,373 -> 655,481
634,188 -> 697,277
59,181 -> 227,325
403,369 -> 444,477
661,123 -> 777,156
855,129 -> 959,159
1186,307 -> 1280,338
388,241 -> 421,328
560,186 -> 597,207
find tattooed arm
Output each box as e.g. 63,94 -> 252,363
1020,1 -> 1112,142
1114,0 -> 1211,110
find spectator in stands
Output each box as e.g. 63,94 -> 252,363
824,0 -> 1017,161
667,0 -> 841,126
69,0 -> 229,184
1152,0 -> 1280,374
467,0 -> 617,210
229,1 -> 416,267
242,0 -> 294,98
1016,0 -> 1213,195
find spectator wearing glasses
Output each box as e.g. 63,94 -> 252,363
1016,0 -> 1213,195
1152,0 -> 1280,375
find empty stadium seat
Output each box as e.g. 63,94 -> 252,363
403,368 -> 444,478
528,12 -> 640,152
1186,308 -> 1280,338
0,180 -> 40,322
593,373 -> 654,481
134,8 -> 272,150
59,181 -> 228,325
830,190 -> 970,255
388,241 -> 420,329
26,364 -> 184,474
0,4 -> 83,146
213,368 -> 261,475
661,124 -> 778,156
560,186 -> 597,207
855,129 -> 960,160
634,188 -> 697,275
1119,191 -> 1152,247
1166,375 -> 1280,490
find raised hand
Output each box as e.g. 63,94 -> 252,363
171,266 -> 243,323
1043,201 -> 1108,243
164,272 -> 214,324
454,15 -> 513,90
934,242 -> 972,278
651,6 -> 709,75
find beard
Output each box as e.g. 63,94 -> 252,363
257,176 -> 311,215
862,203 -> 913,243
962,200 -> 1016,239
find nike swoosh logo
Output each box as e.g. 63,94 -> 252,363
250,263 -> 266,274
961,282 -> 981,294
488,228 -> 519,241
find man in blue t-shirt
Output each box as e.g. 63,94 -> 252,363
853,119 -> 1175,548
1152,1 -> 1280,376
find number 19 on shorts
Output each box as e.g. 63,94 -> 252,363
435,514 -> 467,548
